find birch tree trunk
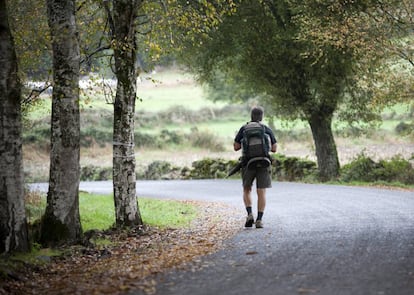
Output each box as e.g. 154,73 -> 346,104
108,0 -> 142,227
0,0 -> 29,253
40,0 -> 82,246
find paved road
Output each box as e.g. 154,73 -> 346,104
30,180 -> 414,294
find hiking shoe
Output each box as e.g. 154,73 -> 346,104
255,220 -> 264,228
245,214 -> 254,227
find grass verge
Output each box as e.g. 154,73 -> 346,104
3,198 -> 240,295
1,192 -> 200,283
26,191 -> 199,232
79,193 -> 197,231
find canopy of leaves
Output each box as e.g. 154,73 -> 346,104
178,0 -> 387,126
8,0 -> 50,80
292,0 -> 414,107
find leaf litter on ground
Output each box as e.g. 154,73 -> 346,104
1,200 -> 241,295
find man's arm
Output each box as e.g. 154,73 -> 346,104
233,126 -> 244,151
264,125 -> 277,153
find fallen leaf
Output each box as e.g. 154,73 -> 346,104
245,251 -> 258,255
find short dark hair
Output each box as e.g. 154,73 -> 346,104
251,106 -> 264,122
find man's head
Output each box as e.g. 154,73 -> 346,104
251,106 -> 264,122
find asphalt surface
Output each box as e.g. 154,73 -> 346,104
30,180 -> 414,294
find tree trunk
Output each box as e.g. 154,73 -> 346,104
40,0 -> 82,246
111,0 -> 142,227
0,0 -> 29,253
308,111 -> 340,181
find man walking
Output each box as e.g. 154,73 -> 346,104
233,106 -> 277,228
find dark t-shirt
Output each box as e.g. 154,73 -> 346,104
234,121 -> 277,145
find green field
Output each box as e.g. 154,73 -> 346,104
22,68 -> 413,183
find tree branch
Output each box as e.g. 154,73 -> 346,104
80,45 -> 111,65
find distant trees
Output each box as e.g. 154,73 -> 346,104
0,0 -> 29,253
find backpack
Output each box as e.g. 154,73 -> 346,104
241,122 -> 271,168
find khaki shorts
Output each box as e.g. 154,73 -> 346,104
242,165 -> 272,189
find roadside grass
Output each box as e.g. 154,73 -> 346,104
1,246 -> 61,276
26,192 -> 198,232
79,193 -> 197,231
330,180 -> 414,191
1,192 -> 198,280
139,197 -> 197,228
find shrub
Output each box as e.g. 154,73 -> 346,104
395,122 -> 414,136
81,127 -> 112,147
272,154 -> 317,181
142,161 -> 184,180
376,156 -> 414,184
81,165 -> 112,181
160,129 -> 183,145
340,154 -> 414,185
340,154 -> 380,182
190,158 -> 236,179
187,127 -> 225,152
144,161 -> 173,180
23,127 -> 50,145
134,131 -> 161,148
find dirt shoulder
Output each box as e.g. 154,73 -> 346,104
1,201 -> 241,295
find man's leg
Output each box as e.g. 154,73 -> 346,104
255,165 -> 270,228
243,186 -> 254,227
243,186 -> 252,208
255,188 -> 266,228
256,188 -> 266,225
257,188 -> 266,213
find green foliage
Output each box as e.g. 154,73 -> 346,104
272,154 -> 318,182
376,156 -> 414,184
23,105 -> 241,150
22,126 -> 50,146
175,0 -> 400,180
187,127 -> 225,152
134,131 -> 160,148
178,0 -> 384,125
395,122 -> 414,136
190,158 -> 236,179
8,0 -> 51,79
143,161 -> 183,180
140,156 -> 319,181
160,129 -> 183,145
340,153 -> 414,185
340,154 -> 380,183
81,127 -> 112,148
80,165 -> 112,181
